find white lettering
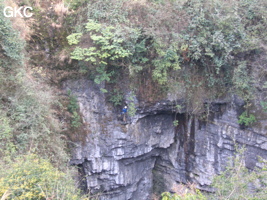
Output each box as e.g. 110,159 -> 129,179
23,7 -> 33,18
14,7 -> 23,17
3,6 -> 13,17
3,6 -> 33,18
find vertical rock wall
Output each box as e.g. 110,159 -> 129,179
65,79 -> 267,199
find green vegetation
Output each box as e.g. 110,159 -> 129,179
238,111 -> 257,126
161,190 -> 206,200
65,0 -> 90,10
127,93 -> 136,117
1,0 -> 267,199
208,147 -> 267,200
152,40 -> 180,85
66,33 -> 83,45
0,154 -> 83,200
0,1 -> 85,199
232,62 -> 253,100
108,89 -> 123,107
0,2 -> 66,162
67,20 -> 146,88
173,120 -> 179,127
161,147 -> 267,200
68,20 -> 131,64
71,111 -> 82,128
67,91 -> 82,128
177,0 -> 266,112
0,10 -> 24,63
67,91 -> 79,113
66,0 -> 267,115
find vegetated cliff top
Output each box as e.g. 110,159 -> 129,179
18,0 -> 267,127
18,0 -> 267,104
62,0 -> 267,114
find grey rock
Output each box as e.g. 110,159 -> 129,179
64,79 -> 267,199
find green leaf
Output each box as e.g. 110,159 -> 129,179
100,88 -> 108,93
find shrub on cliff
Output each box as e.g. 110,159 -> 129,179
209,148 -> 267,200
161,147 -> 267,200
161,189 -> 207,200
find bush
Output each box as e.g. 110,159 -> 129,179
0,154 -> 83,200
67,0 -> 89,10
161,188 -> 206,200
209,147 -> 267,200
238,111 -> 256,126
180,0 -> 253,88
108,89 -> 123,107
0,2 -> 24,64
68,92 -> 79,113
232,62 -> 252,99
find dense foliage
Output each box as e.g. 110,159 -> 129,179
0,24 -> 66,165
67,0 -> 267,115
0,154 -> 83,200
0,1 -> 85,199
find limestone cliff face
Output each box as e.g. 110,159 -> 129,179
64,79 -> 267,200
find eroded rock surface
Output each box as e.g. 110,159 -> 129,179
64,79 -> 267,200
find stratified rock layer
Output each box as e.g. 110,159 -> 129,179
65,79 -> 267,200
